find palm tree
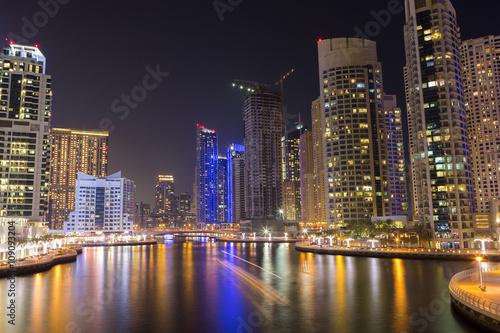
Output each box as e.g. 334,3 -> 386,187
412,223 -> 431,248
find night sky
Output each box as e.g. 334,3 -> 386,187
1,0 -> 499,204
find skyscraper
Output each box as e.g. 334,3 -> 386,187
155,175 -> 175,214
243,90 -> 282,220
47,128 -> 108,229
0,44 -> 51,221
63,171 -> 135,233
318,37 -> 406,228
227,143 -> 246,223
383,95 -> 409,216
461,35 -> 500,214
299,130 -> 315,224
217,156 -> 228,223
282,124 -> 303,220
311,98 -> 326,225
404,0 -> 474,248
195,124 -> 218,226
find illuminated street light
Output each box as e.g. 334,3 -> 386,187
284,232 -> 288,241
346,238 -> 354,247
396,238 -> 399,250
326,236 -> 334,247
367,239 -> 376,248
253,233 -> 256,241
476,257 -> 485,290
318,237 -> 323,246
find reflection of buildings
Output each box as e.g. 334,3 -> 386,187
63,171 -> 135,233
48,128 -> 108,230
282,124 -> 303,220
195,125 -> 218,226
227,144 -> 246,223
0,44 -> 52,222
404,0 -> 473,248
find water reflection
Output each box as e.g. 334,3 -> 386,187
0,238 -> 481,333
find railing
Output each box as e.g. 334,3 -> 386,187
449,265 -> 500,318
0,249 -> 77,270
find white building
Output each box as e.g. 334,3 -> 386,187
63,171 -> 135,233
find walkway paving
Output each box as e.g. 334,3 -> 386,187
457,270 -> 500,305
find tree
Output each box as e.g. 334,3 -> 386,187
412,223 -> 431,248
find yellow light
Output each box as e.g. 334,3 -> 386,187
476,257 -> 482,262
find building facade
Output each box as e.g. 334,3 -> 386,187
155,175 -> 175,214
311,98 -> 326,225
299,130 -> 315,224
195,125 -> 218,225
318,37 -> 405,228
282,124 -> 303,220
227,143 -> 245,223
63,171 -> 135,233
461,35 -> 500,214
47,128 -> 108,230
0,44 -> 52,221
243,91 -> 282,219
404,0 -> 474,248
217,156 -> 228,223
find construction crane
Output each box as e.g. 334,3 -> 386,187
232,79 -> 271,93
275,69 -> 295,132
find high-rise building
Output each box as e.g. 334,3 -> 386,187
282,124 -> 303,220
0,44 -> 52,221
217,156 -> 228,223
63,171 -> 135,233
244,90 -> 282,219
299,130 -> 315,224
461,35 -> 500,214
47,128 -> 108,229
136,202 -> 151,229
318,37 -> 406,228
311,98 -> 326,225
227,143 -> 245,223
195,124 -> 218,225
176,192 -> 191,214
155,175 -> 175,214
404,0 -> 474,248
383,95 -> 409,216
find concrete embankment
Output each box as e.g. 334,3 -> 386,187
294,243 -> 500,261
449,265 -> 500,332
0,249 -> 78,278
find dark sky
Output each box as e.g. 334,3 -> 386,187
1,0 -> 499,204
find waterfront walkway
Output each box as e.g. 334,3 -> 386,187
295,242 -> 500,261
216,236 -> 299,243
449,265 -> 500,332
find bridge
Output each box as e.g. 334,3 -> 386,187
144,230 -> 238,237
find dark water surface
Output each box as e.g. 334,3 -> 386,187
0,237 -> 485,332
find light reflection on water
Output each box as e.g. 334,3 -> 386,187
0,237 -> 483,333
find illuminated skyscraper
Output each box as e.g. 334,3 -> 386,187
404,0 -> 474,248
318,37 -> 407,228
282,124 -> 303,220
217,156 -> 228,223
195,125 -> 218,225
227,143 -> 245,223
461,35 -> 500,214
243,90 -> 282,219
155,175 -> 175,214
383,95 -> 409,216
311,98 -> 326,225
47,128 -> 108,229
299,130 -> 315,224
0,44 -> 52,221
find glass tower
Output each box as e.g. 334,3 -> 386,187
195,125 -> 218,225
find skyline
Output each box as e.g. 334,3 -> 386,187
1,0 -> 499,204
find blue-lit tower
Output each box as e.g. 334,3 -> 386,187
227,144 -> 245,223
217,156 -> 228,223
195,125 -> 218,226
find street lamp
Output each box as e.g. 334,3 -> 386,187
253,232 -> 256,241
318,237 -> 323,246
327,236 -> 334,247
284,232 -> 288,241
367,239 -> 376,248
396,238 -> 399,250
346,238 -> 354,248
474,238 -> 492,253
476,257 -> 485,290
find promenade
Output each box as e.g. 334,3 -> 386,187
449,265 -> 500,332
295,242 -> 500,261
216,236 -> 299,244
